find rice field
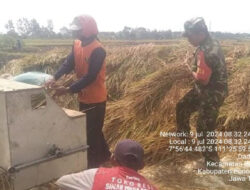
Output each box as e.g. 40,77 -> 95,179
0,39 -> 250,190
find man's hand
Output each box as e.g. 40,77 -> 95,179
44,78 -> 56,89
184,51 -> 193,72
54,87 -> 70,97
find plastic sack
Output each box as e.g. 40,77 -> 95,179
13,72 -> 53,86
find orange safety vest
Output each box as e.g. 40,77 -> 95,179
195,50 -> 212,82
73,39 -> 107,104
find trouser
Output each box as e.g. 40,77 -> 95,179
176,88 -> 224,167
79,101 -> 111,169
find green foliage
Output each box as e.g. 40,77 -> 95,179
0,35 -> 16,49
15,18 -> 56,38
23,39 -> 73,47
234,57 -> 250,71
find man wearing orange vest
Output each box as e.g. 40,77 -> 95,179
56,139 -> 157,190
47,15 -> 111,168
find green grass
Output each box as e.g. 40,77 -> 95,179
23,39 -> 74,47
22,38 -> 187,47
236,57 -> 250,68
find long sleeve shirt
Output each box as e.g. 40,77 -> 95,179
54,46 -> 106,93
191,36 -> 228,97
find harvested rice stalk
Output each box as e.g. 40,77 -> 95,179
0,48 -> 69,75
106,44 -> 189,100
219,57 -> 250,129
45,74 -> 79,110
104,63 -> 193,164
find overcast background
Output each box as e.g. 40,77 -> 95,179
0,0 -> 249,33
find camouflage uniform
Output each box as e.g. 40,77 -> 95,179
176,18 -> 228,168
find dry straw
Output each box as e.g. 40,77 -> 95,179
1,42 -> 249,166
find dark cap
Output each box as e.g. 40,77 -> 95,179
114,139 -> 144,168
183,17 -> 208,37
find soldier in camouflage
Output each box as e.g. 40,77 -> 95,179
176,17 -> 228,169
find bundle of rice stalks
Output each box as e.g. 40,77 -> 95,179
104,42 -> 250,165
225,46 -> 250,72
106,43 -> 189,100
126,64 -> 192,117
45,74 -> 79,110
232,46 -> 250,59
219,57 -> 250,130
104,63 -> 193,164
27,73 -> 78,110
